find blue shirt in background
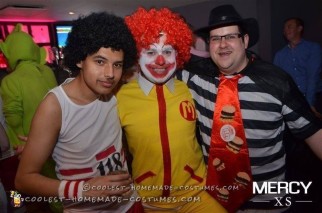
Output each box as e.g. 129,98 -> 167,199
273,39 -> 321,106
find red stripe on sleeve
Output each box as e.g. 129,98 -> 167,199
73,181 -> 80,198
64,181 -> 71,198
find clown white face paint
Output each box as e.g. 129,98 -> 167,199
139,34 -> 177,84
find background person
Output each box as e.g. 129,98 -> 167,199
273,17 -> 322,119
0,23 -> 57,147
274,17 -> 322,213
0,23 -> 58,212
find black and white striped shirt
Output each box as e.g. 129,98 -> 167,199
178,58 -> 320,206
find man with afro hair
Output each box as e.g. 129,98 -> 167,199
117,7 -> 226,212
15,12 -> 143,212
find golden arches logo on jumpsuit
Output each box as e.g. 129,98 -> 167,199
179,100 -> 196,121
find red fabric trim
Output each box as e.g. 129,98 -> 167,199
156,85 -> 171,197
64,181 -> 71,198
59,168 -> 93,176
135,171 -> 156,184
95,145 -> 116,161
184,165 -> 203,183
73,180 -> 80,198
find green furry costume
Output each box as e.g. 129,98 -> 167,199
0,24 -> 62,212
0,24 -> 57,146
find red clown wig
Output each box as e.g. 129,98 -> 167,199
125,7 -> 193,68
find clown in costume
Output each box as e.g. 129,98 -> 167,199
117,7 -> 226,212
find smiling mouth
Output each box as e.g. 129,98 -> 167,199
153,68 -> 166,73
219,51 -> 232,56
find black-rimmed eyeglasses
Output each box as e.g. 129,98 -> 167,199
208,33 -> 243,44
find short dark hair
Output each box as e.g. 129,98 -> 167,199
284,17 -> 304,28
63,12 -> 137,73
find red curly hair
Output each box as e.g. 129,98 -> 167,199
125,7 -> 193,68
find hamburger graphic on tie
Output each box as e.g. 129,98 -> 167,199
213,157 -> 225,171
216,188 -> 229,202
234,171 -> 251,188
220,105 -> 236,122
226,136 -> 244,154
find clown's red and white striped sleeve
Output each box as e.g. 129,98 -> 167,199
58,180 -> 85,199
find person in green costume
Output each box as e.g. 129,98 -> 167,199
0,24 -> 57,147
0,23 -> 61,212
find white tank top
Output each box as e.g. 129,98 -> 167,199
50,79 -> 134,212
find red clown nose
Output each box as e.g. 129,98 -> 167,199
155,55 -> 165,65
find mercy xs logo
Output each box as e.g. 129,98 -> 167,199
252,181 -> 312,207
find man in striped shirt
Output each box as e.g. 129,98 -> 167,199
178,4 -> 322,212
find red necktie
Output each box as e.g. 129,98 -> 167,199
156,85 -> 171,197
206,74 -> 253,213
